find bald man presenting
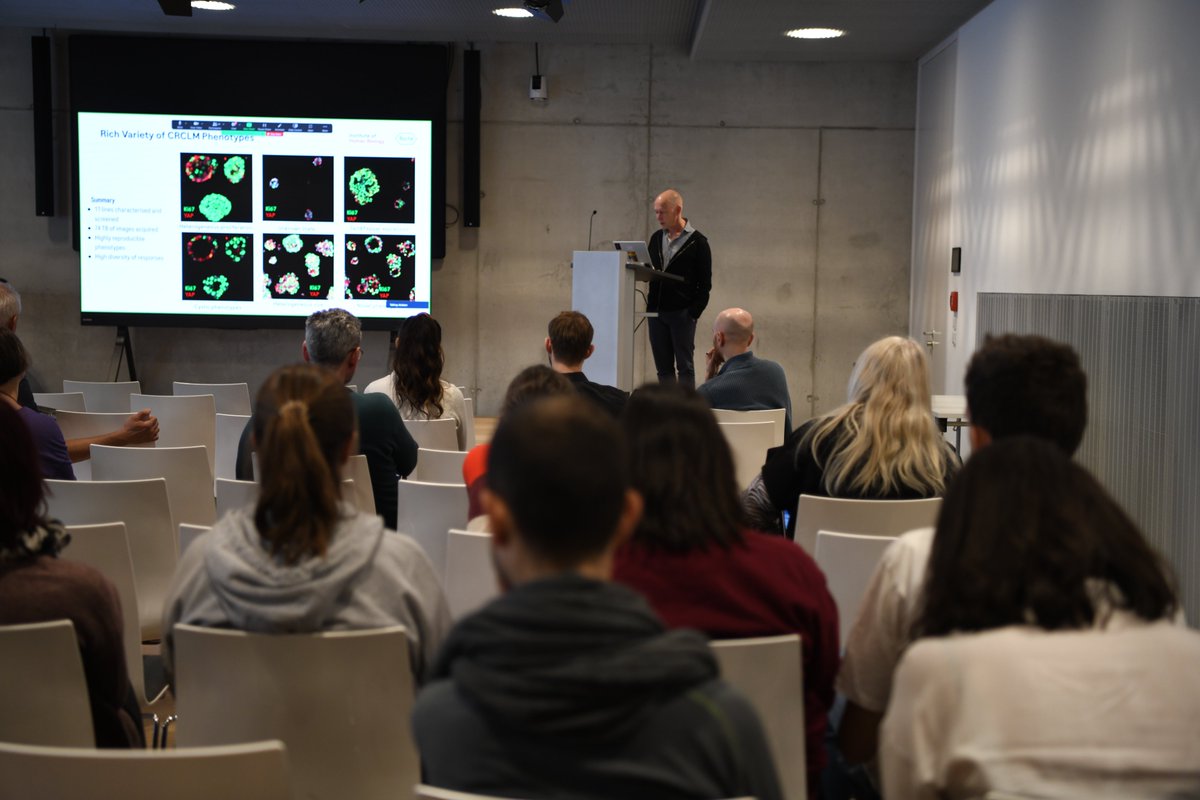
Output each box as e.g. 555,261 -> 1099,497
698,308 -> 792,434
647,189 -> 711,389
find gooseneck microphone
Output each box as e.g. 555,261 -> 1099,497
586,209 -> 598,250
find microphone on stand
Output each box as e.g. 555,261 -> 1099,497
586,209 -> 598,251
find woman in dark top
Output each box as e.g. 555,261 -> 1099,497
0,401 -> 142,747
0,328 -> 73,479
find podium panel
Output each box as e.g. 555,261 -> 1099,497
571,251 -> 636,390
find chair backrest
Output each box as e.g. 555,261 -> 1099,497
710,634 -> 806,800
814,530 -> 898,647
416,787 -> 528,800
717,421 -> 777,490
396,480 -> 469,577
462,396 -> 477,449
91,444 -> 216,528
345,453 -> 376,515
216,478 -> 258,519
52,409 -> 143,480
45,478 -> 176,641
179,523 -> 212,557
62,379 -> 141,413
61,522 -> 166,709
414,448 -> 469,484
793,495 -> 942,556
444,529 -> 497,619
174,625 -> 417,800
32,391 -> 86,412
0,740 -> 291,800
405,417 -> 460,451
131,393 -> 217,477
0,620 -> 94,747
712,407 -> 787,446
215,413 -> 250,481
172,381 -> 252,416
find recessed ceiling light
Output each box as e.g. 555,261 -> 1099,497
191,0 -> 236,9
493,7 -> 534,18
785,27 -> 846,39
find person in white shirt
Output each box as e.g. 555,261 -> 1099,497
365,313 -> 467,450
880,436 -> 1198,800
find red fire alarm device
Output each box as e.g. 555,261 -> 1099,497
949,291 -> 959,313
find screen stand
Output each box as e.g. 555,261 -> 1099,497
113,325 -> 138,382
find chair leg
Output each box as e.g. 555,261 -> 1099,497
143,712 -> 160,749
158,714 -> 177,749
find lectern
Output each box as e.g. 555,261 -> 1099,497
571,250 -> 682,391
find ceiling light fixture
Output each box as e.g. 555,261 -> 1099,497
493,7 -> 534,18
785,27 -> 846,39
191,0 -> 236,10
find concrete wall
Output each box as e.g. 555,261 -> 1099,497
2,30 -> 916,416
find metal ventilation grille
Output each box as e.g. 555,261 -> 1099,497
978,293 -> 1200,625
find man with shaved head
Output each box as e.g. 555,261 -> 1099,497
647,189 -> 712,389
697,307 -> 792,433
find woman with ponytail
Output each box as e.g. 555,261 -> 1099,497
162,364 -> 450,683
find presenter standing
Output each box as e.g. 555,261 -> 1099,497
647,189 -> 711,388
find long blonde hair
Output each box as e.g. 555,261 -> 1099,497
802,336 -> 952,496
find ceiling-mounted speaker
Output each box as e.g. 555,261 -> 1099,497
31,36 -> 53,217
463,49 -> 481,228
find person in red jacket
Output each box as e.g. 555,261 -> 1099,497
613,383 -> 840,799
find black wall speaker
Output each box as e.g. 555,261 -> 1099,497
32,35 -> 54,217
463,48 -> 481,228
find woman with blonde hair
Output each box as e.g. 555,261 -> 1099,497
162,364 -> 449,683
747,336 -> 958,539
366,313 -> 467,449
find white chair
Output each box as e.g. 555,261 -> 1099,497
62,522 -> 169,711
0,620 -> 94,748
717,420 -> 777,490
416,788 -> 528,800
52,409 -> 144,480
0,740 -> 291,800
215,413 -> 250,481
131,393 -> 217,477
174,625 -> 417,800
46,478 -> 176,641
91,444 -> 216,528
793,495 -> 942,556
172,381 -> 252,415
63,379 -> 141,413
712,407 -> 787,446
814,530 -> 899,647
32,391 -> 85,411
711,634 -> 806,800
414,448 -> 468,484
216,478 -> 258,519
346,453 -> 376,515
462,396 -> 477,449
444,529 -> 497,619
179,523 -> 211,556
396,480 -> 469,577
405,417 -> 459,451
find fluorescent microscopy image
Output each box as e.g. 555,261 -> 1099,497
198,193 -> 233,222
185,155 -> 218,183
275,272 -> 301,296
344,157 -> 415,223
224,236 -> 248,263
305,252 -> 321,277
223,155 -> 246,184
357,274 -> 381,296
269,177 -> 280,190
182,232 -> 254,302
344,232 -> 416,300
364,235 -> 383,254
186,234 -> 217,262
262,155 -> 333,222
181,152 -> 251,222
315,239 -> 334,258
202,274 -> 230,299
264,231 -> 332,300
282,234 -> 304,253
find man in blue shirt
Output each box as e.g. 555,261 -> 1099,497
698,307 -> 792,433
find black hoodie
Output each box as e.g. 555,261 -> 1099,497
413,574 -> 782,800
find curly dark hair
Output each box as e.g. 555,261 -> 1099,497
391,313 -> 445,418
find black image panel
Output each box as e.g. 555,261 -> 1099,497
181,232 -> 255,302
180,153 -> 252,223
262,155 -> 334,222
344,157 -> 415,224
262,233 -> 335,300
344,233 -> 417,301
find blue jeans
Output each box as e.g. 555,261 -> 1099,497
648,308 -> 698,389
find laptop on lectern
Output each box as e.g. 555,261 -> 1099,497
613,241 -> 654,267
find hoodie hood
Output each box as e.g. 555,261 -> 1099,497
433,574 -> 718,744
203,505 -> 385,631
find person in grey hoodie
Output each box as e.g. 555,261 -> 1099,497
161,363 -> 449,685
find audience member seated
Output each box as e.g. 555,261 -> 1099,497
613,384 -> 838,798
1,328 -> 73,479
545,310 -> 628,418
837,334 -> 1089,774
0,278 -> 158,460
0,402 -> 143,747
165,364 -> 450,684
365,313 -> 468,449
462,365 -> 574,522
881,436 -> 1199,799
415,394 -> 782,800
698,307 -> 792,432
745,335 -> 958,538
237,309 -> 417,529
